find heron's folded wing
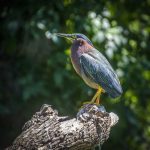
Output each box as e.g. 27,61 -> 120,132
80,52 -> 122,98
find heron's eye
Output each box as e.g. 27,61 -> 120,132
79,40 -> 84,46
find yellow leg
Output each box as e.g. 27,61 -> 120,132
91,87 -> 104,104
95,94 -> 100,104
82,87 -> 104,106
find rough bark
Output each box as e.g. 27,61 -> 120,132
7,104 -> 119,150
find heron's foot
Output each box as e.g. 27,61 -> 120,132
79,100 -> 100,111
82,100 -> 100,106
79,101 -> 92,109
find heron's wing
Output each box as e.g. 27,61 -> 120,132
88,50 -> 120,83
80,50 -> 122,98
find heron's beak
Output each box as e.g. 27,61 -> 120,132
55,33 -> 77,41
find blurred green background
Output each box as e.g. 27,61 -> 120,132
1,0 -> 150,149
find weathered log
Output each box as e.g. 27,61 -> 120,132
6,104 -> 119,150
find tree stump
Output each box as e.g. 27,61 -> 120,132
6,104 -> 119,150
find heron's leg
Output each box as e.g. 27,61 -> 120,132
82,87 -> 104,106
95,94 -> 100,104
90,89 -> 100,103
91,87 -> 104,104
95,87 -> 104,104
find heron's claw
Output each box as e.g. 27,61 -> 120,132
80,100 -> 100,109
84,101 -> 100,105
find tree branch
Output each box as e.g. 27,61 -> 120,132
6,104 -> 119,150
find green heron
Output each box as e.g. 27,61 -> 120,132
56,33 -> 122,104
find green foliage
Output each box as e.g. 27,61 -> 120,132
0,0 -> 150,149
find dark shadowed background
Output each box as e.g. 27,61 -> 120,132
0,0 -> 150,149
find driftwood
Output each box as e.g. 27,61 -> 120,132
7,104 -> 119,150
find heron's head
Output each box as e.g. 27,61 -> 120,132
56,33 -> 93,46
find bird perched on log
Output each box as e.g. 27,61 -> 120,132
56,33 -> 123,104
